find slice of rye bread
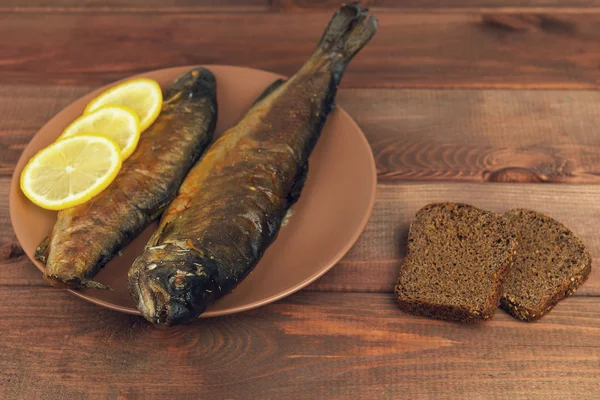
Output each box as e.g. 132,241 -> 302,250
501,209 -> 592,322
394,203 -> 517,322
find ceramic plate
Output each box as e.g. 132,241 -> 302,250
10,65 -> 377,317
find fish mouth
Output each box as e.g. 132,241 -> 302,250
129,243 -> 212,325
131,270 -> 196,326
131,271 -> 171,325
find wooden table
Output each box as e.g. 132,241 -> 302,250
2,1 -> 600,398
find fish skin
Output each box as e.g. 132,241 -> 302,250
129,2 -> 378,325
36,68 -> 218,290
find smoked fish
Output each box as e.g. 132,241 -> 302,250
129,3 -> 378,324
36,68 -> 218,289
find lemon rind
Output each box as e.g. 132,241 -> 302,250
83,78 -> 162,133
59,105 -> 141,160
20,135 -> 122,211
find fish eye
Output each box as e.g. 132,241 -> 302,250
169,275 -> 187,289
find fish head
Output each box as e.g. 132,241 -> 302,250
128,243 -> 217,326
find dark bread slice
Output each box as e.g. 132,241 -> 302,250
394,203 -> 516,322
501,209 -> 592,321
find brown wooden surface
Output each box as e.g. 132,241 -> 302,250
3,1 -> 600,399
273,0 -> 600,11
4,11 -> 600,88
0,0 -> 269,11
1,289 -> 600,400
0,287 -> 600,400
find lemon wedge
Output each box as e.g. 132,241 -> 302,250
84,78 -> 162,132
60,105 -> 141,160
20,135 -> 122,210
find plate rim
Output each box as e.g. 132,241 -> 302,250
9,64 -> 377,318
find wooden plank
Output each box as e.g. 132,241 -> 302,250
4,86 -> 600,183
4,0 -> 600,13
0,288 -> 599,399
338,89 -> 600,183
0,85 -> 84,178
0,173 -> 44,286
2,13 -> 600,88
1,0 -> 268,13
273,0 -> 600,12
3,182 -> 600,296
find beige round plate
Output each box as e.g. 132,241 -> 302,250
10,65 -> 377,318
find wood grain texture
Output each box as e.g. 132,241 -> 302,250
3,3 -> 600,397
5,0 -> 600,13
273,0 -> 600,12
4,182 -> 599,296
5,85 -> 600,183
1,288 -> 599,400
337,89 -> 600,183
1,0 -> 268,13
2,12 -> 600,88
0,85 -> 81,178
0,176 -> 40,287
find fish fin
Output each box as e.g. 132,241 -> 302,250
34,236 -> 50,264
252,79 -> 286,107
44,273 -> 112,290
82,280 -> 112,291
287,163 -> 308,206
281,209 -> 295,227
145,220 -> 171,248
313,3 -> 378,83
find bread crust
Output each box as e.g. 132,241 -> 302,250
501,209 -> 592,322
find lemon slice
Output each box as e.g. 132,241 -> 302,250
20,135 -> 122,210
84,78 -> 162,132
60,105 -> 141,160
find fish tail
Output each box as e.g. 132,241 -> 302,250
312,2 -> 378,83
